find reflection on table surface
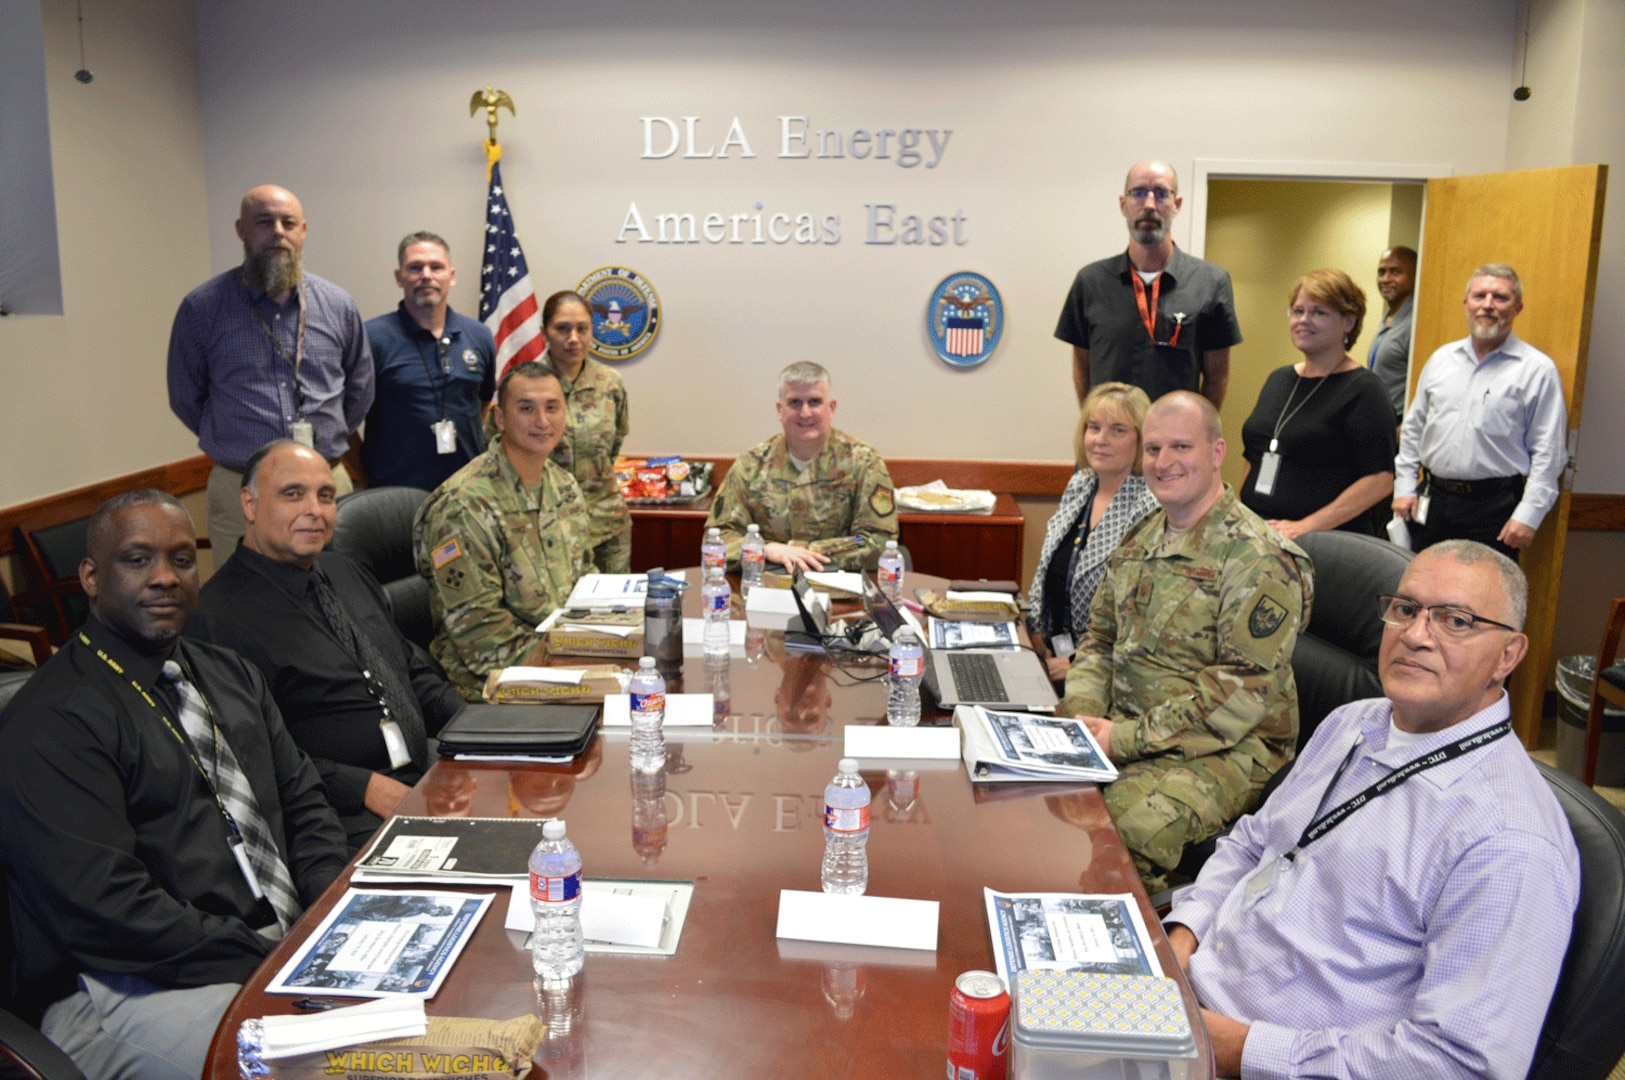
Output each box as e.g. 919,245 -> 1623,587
203,573 -> 1212,1079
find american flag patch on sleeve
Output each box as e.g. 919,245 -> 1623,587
431,539 -> 464,569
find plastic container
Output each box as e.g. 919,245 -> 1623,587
1556,654 -> 1625,787
887,626 -> 925,727
701,527 -> 727,574
628,656 -> 667,774
878,540 -> 905,604
702,568 -> 731,656
529,819 -> 583,982
642,570 -> 684,679
821,758 -> 870,894
741,524 -> 766,597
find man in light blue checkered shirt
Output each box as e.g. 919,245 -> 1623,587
1167,539 -> 1579,1079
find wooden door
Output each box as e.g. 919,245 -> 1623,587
1410,164 -> 1608,747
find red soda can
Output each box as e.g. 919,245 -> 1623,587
948,970 -> 1010,1080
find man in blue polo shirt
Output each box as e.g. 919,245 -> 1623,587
361,232 -> 496,491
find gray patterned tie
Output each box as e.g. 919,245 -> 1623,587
161,659 -> 301,932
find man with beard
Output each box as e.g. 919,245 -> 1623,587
361,232 -> 496,490
1392,264 -> 1567,558
168,184 -> 373,555
1055,160 -> 1242,407
1368,245 -> 1418,421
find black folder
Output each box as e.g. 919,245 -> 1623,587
436,703 -> 601,757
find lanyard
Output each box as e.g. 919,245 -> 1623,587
246,276 -> 309,418
414,329 -> 454,422
78,633 -> 246,843
1267,373 -> 1329,454
1288,718 -> 1513,859
1130,271 -> 1183,347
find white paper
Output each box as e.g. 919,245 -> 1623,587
497,666 -> 585,686
565,572 -> 687,608
745,587 -> 799,615
776,890 -> 939,951
1386,515 -> 1413,551
502,883 -> 666,948
945,590 -> 1020,607
256,997 -> 427,1059
844,725 -> 961,760
681,618 -> 746,645
982,888 -> 1162,985
805,570 -> 864,596
602,693 -> 715,727
561,622 -> 639,638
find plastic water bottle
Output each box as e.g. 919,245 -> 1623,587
701,527 -> 727,574
886,625 -> 925,727
877,540 -> 905,603
702,568 -> 731,656
822,758 -> 871,894
529,819 -> 583,982
741,524 -> 766,597
629,656 -> 666,774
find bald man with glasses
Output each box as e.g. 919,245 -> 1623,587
1055,159 -> 1242,408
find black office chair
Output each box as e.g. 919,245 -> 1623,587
11,509 -> 93,648
1527,760 -> 1625,1080
329,487 -> 434,648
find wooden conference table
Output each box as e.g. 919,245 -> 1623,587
204,575 -> 1214,1079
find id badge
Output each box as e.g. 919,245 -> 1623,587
1241,854 -> 1288,911
231,837 -> 266,900
379,717 -> 412,770
1050,633 -> 1075,658
1415,493 -> 1431,525
432,418 -> 457,455
289,419 -> 315,448
1255,452 -> 1281,496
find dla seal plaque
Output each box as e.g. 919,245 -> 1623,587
928,271 -> 1003,368
577,266 -> 662,361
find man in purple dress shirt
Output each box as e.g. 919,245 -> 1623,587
1166,539 -> 1579,1079
167,184 -> 373,557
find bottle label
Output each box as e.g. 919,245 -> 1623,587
743,551 -> 765,570
530,869 -> 581,903
879,565 -> 902,586
890,655 -> 924,678
631,690 -> 665,716
825,803 -> 870,833
703,549 -> 725,571
705,590 -> 729,614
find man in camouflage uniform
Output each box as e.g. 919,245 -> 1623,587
415,361 -> 592,700
1065,391 -> 1313,892
706,361 -> 898,573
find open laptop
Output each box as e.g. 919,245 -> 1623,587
862,577 -> 1058,713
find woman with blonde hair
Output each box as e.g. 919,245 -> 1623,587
1028,382 -> 1160,680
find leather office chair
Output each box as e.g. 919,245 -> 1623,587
1527,760 -> 1625,1080
0,592 -> 50,671
330,487 -> 434,649
1582,598 -> 1625,788
11,506 -> 95,647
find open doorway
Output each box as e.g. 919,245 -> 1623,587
1203,178 -> 1424,490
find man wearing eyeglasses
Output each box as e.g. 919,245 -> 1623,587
361,232 -> 497,491
1165,540 -> 1579,1080
1055,160 -> 1242,408
1391,264 -> 1567,559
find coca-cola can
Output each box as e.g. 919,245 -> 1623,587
948,970 -> 1010,1080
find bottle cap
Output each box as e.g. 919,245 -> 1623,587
838,757 -> 859,774
746,524 -> 760,534
543,819 -> 566,840
707,527 -> 722,539
885,540 -> 898,550
639,656 -> 656,668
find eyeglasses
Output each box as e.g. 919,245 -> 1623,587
1288,305 -> 1339,321
1125,187 -> 1176,204
1377,595 -> 1519,637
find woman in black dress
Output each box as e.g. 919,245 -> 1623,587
1239,268 -> 1396,539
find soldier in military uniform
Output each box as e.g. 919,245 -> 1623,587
541,291 -> 632,572
1064,391 -> 1313,892
416,361 -> 592,700
706,361 -> 898,573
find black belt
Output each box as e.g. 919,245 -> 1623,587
1426,473 -> 1524,497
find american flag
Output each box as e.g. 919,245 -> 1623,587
946,316 -> 985,357
478,161 -> 546,390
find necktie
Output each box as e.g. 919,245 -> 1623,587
309,570 -> 427,770
161,659 -> 301,931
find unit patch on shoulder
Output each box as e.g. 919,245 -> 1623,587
870,486 -> 895,516
431,539 -> 465,570
1248,594 -> 1288,639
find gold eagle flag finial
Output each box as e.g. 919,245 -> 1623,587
469,86 -> 516,174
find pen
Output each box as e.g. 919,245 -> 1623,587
292,997 -> 350,1011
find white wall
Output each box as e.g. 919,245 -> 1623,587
192,0 -> 1520,464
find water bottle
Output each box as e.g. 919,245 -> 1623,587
701,527 -> 727,574
629,656 -> 667,774
877,540 -> 905,603
705,652 -> 732,724
822,758 -> 871,895
886,626 -> 925,727
529,819 -> 583,982
702,568 -> 731,656
741,524 -> 766,597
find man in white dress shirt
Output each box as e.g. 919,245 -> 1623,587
1390,263 -> 1566,559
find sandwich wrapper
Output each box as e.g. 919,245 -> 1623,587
482,664 -> 626,704
238,1003 -> 542,1077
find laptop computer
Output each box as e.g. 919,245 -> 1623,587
862,577 -> 1058,713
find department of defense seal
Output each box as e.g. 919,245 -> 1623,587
928,271 -> 1004,368
577,266 -> 661,361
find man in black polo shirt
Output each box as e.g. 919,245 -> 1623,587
1055,160 -> 1242,407
190,440 -> 467,850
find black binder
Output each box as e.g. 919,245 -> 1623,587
436,703 -> 601,757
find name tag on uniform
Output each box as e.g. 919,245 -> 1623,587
432,418 -> 457,455
1255,452 -> 1282,497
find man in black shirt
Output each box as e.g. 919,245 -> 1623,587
1055,160 -> 1242,407
190,440 -> 466,850
0,490 -> 346,1080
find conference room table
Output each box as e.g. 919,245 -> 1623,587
203,573 -> 1214,1079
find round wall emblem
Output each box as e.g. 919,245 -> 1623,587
576,266 -> 661,361
927,271 -> 1003,368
